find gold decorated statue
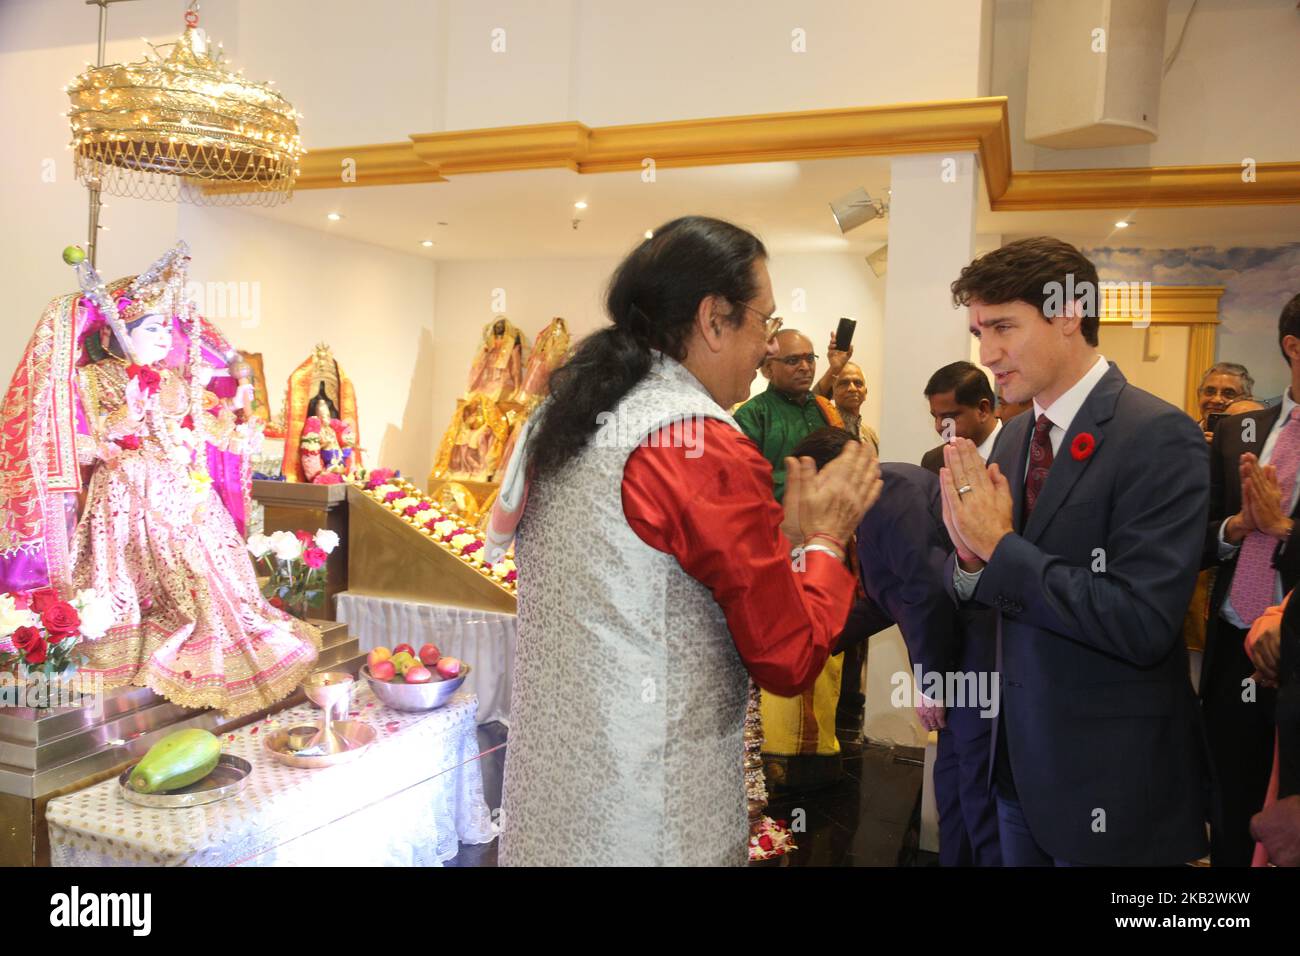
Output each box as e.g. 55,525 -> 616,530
467,317 -> 525,404
432,394 -> 512,483
281,343 -> 361,483
511,316 -> 571,409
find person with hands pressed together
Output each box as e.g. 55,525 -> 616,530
940,237 -> 1211,867
1202,292 -> 1300,865
497,217 -> 882,866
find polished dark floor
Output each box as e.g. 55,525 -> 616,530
446,725 -> 932,867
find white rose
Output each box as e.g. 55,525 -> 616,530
270,530 -> 303,562
434,520 -> 457,536
0,594 -> 38,639
247,533 -> 273,559
373,483 -> 398,497
313,529 -> 340,554
450,533 -> 476,550
394,496 -> 420,510
76,592 -> 116,641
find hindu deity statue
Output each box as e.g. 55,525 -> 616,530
0,243 -> 320,716
281,343 -> 361,482
511,316 -> 571,410
298,386 -> 357,483
431,394 -> 512,483
466,316 -> 525,404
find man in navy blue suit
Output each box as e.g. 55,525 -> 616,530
792,427 -> 1001,865
939,237 -> 1211,866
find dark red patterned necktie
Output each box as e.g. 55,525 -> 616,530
1024,414 -> 1054,518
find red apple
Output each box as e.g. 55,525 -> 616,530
435,656 -> 463,680
404,665 -> 433,684
418,643 -> 441,666
370,659 -> 396,681
392,643 -> 416,658
367,647 -> 392,669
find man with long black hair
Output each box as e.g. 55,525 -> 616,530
496,216 -> 881,866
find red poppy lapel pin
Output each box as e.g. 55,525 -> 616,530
1070,432 -> 1096,461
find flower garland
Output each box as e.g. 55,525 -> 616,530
350,468 -> 516,594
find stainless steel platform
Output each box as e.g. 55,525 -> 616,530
0,620 -> 363,866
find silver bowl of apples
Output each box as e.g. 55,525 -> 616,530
361,646 -> 470,712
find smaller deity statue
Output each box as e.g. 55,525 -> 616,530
511,316 -> 571,410
432,394 -> 511,483
466,316 -> 525,404
298,386 -> 357,483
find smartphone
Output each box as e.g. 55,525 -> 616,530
1205,413 -> 1225,432
835,317 -> 856,352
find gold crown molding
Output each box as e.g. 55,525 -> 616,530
282,98 -> 1012,196
1099,285 -> 1225,323
994,163 -> 1300,210
226,98 -> 1300,210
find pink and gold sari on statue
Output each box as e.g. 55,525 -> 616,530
0,292 -> 319,717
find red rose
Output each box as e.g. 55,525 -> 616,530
403,505 -> 421,518
758,834 -> 774,852
269,596 -> 286,610
181,414 -> 195,430
23,635 -> 48,665
11,625 -> 42,652
1070,432 -> 1096,461
294,530 -> 316,544
383,491 -> 403,503
116,434 -> 142,451
41,601 -> 81,638
303,546 -> 328,570
313,473 -> 343,485
127,365 -> 162,395
28,588 -> 59,615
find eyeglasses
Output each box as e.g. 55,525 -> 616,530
1199,384 -> 1243,401
735,301 -> 783,339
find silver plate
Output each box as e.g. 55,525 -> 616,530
118,754 -> 252,809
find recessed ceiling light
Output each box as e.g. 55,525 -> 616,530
420,240 -> 434,247
574,201 -> 587,210
644,230 -> 653,239
326,212 -> 342,221
1114,220 -> 1130,228
437,221 -> 449,226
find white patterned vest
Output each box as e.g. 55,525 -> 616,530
500,355 -> 752,866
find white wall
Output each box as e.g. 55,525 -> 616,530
992,0 -> 1300,169
429,251 -> 887,446
177,207 -> 438,481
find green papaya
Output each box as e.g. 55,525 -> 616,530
128,728 -> 222,794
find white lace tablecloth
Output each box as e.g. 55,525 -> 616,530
336,593 -> 516,726
46,685 -> 497,867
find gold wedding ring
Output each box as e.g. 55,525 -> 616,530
957,484 -> 973,497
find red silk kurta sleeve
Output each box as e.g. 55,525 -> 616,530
621,418 -> 854,697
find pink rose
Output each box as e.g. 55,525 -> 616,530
313,473 -> 343,485
384,491 -> 403,503
302,416 -> 323,435
303,546 -> 328,570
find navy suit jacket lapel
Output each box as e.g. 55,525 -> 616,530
1022,363 -> 1125,545
1003,415 -> 1031,534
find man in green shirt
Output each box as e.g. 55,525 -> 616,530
734,329 -> 844,501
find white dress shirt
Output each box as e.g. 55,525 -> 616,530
1216,388 -> 1298,627
976,418 -> 1003,463
954,355 -> 1110,598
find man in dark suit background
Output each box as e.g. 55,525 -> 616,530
939,237 -> 1211,866
793,427 -> 1001,866
1203,292 -> 1300,865
920,361 -> 1000,475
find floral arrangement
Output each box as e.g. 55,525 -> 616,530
351,468 -> 517,594
0,587 -> 114,681
246,528 -> 340,617
748,816 -> 797,862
